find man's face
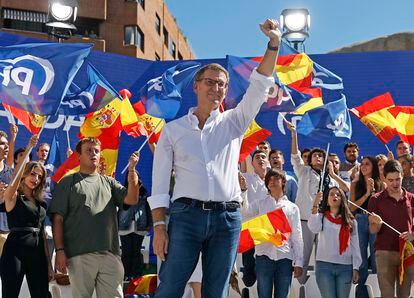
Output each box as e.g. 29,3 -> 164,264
0,137 -> 9,161
311,151 -> 324,168
37,144 -> 50,162
397,142 -> 411,157
385,171 -> 403,194
302,151 -> 310,165
345,146 -> 358,163
269,152 -> 284,170
328,156 -> 340,174
194,69 -> 228,111
78,143 -> 101,169
252,152 -> 268,173
258,143 -> 270,156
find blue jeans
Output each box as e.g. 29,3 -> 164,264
155,201 -> 241,298
256,256 -> 293,298
355,213 -> 376,298
315,261 -> 353,298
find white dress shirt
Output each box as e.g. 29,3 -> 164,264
291,153 -> 339,220
308,213 -> 362,270
242,194 -> 304,267
148,69 -> 274,209
242,173 -> 268,220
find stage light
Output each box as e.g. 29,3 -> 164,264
280,8 -> 310,51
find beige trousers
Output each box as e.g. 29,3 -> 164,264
68,251 -> 124,298
375,250 -> 414,298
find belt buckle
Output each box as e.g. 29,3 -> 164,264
202,201 -> 213,211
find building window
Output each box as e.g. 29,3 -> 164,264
178,52 -> 183,60
163,26 -> 168,47
170,41 -> 176,59
124,25 -> 145,52
155,13 -> 161,35
126,0 -> 144,8
155,52 -> 160,61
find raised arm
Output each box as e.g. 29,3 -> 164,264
123,152 -> 140,205
3,135 -> 38,212
6,124 -> 18,167
256,19 -> 281,77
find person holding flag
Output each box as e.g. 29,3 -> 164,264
368,160 -> 414,297
242,169 -> 303,298
308,187 -> 361,298
149,18 -> 281,298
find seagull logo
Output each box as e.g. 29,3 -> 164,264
0,54 -> 54,96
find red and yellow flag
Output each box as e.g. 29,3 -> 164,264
3,103 -> 46,134
132,100 -> 165,144
399,238 -> 414,285
53,91 -> 138,182
388,106 -> 414,145
238,208 -> 292,253
239,120 -> 272,163
349,92 -> 397,144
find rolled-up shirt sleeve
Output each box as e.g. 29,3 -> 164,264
229,68 -> 274,133
351,219 -> 362,270
291,153 -> 306,178
291,204 -> 304,267
148,125 -> 173,210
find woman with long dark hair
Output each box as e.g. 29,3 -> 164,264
308,187 -> 361,298
350,156 -> 383,298
0,135 -> 53,297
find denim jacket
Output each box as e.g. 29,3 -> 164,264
118,193 -> 152,231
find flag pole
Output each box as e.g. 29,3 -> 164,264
10,116 -> 50,186
121,118 -> 163,174
64,116 -> 71,150
348,200 -> 401,235
5,105 -> 15,125
318,142 -> 331,192
384,144 -> 391,153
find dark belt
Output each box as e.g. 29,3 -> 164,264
10,227 -> 40,233
175,197 -> 240,211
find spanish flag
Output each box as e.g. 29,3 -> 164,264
349,92 -> 397,144
388,106 -> 414,145
238,208 -> 292,253
3,103 -> 46,134
399,238 -> 414,285
132,100 -> 165,144
52,91 -> 138,182
239,120 -> 272,163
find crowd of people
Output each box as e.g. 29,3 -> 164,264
0,18 -> 413,298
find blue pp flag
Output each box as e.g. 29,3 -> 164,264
296,96 -> 352,142
59,63 -> 120,115
0,43 -> 92,115
140,61 -> 201,119
226,55 -> 297,113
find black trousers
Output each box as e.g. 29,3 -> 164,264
242,248 -> 256,287
0,237 -> 48,298
120,233 -> 145,279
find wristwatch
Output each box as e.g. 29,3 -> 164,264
267,42 -> 279,51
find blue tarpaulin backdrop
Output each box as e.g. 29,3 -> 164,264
0,32 -> 413,190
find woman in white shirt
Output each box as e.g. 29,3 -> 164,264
243,169 -> 303,298
308,187 -> 362,298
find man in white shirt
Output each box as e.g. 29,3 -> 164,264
148,19 -> 281,298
